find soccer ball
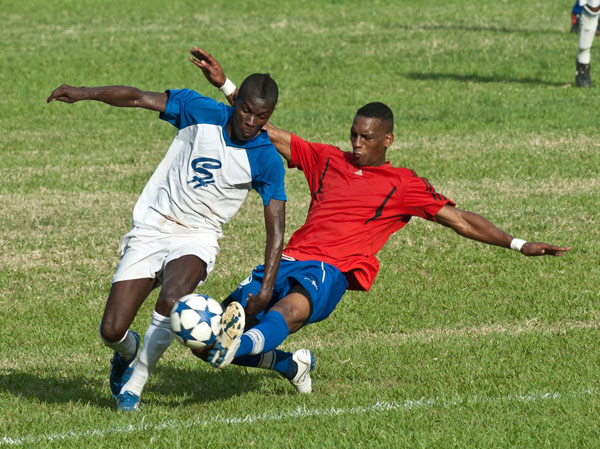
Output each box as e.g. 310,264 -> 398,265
170,293 -> 223,349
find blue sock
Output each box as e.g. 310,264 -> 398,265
233,349 -> 297,379
236,310 -> 290,357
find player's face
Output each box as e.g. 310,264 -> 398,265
350,116 -> 393,167
229,96 -> 274,142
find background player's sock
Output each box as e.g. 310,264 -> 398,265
120,311 -> 173,396
100,326 -> 137,361
578,7 -> 600,64
233,349 -> 298,379
236,310 -> 290,356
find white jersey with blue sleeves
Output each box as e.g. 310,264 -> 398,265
131,89 -> 286,237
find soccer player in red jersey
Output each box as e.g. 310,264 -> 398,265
190,47 -> 571,393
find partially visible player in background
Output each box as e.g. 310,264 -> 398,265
574,0 -> 600,87
570,0 -> 600,33
572,1 -> 584,32
191,48 -> 571,393
47,73 -> 286,411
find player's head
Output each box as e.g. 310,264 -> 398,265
350,102 -> 394,167
229,73 -> 278,142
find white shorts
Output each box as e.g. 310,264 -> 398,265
112,226 -> 219,287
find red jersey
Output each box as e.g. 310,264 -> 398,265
282,134 -> 455,291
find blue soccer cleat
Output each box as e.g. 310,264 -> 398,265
109,330 -> 140,395
208,301 -> 245,368
115,390 -> 141,412
289,349 -> 316,394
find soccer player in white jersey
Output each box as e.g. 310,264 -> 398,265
575,0 -> 600,86
47,72 -> 286,411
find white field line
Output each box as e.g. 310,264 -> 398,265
1,387 -> 597,447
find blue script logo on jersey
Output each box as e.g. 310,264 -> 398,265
187,157 -> 222,188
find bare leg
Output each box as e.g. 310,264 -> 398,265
99,278 -> 157,344
120,255 -> 208,398
155,255 -> 208,315
269,292 -> 311,334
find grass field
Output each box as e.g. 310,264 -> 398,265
1,0 -> 599,447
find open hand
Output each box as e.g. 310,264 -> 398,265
189,46 -> 226,88
521,242 -> 571,256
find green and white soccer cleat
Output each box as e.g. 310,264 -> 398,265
208,301 -> 245,368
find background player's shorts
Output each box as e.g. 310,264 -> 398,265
229,258 -> 349,325
112,226 -> 219,287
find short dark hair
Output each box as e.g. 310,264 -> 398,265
238,73 -> 279,108
356,102 -> 393,133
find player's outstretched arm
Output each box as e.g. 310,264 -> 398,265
189,46 -> 294,162
246,199 -> 286,315
47,84 -> 167,112
433,205 -> 571,256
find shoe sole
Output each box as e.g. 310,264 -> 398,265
210,302 -> 245,368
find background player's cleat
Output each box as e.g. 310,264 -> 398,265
109,330 -> 140,395
208,301 -> 245,368
289,349 -> 316,393
576,61 -> 592,87
115,390 -> 141,412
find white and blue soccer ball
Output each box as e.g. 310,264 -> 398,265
170,294 -> 223,349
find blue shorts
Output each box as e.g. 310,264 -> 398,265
228,259 -> 349,326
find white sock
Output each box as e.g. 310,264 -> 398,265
120,311 -> 173,396
578,8 -> 600,64
99,325 -> 137,362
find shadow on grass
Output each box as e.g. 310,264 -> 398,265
148,364 -> 269,407
0,364 -> 264,408
406,71 -> 568,87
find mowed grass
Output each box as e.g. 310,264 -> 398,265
1,0 -> 599,447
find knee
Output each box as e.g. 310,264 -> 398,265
274,302 -> 310,334
99,319 -> 127,344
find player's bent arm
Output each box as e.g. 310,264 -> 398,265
246,199 -> 286,316
433,205 -> 571,257
47,84 -> 167,112
263,122 -> 293,163
190,47 -> 238,105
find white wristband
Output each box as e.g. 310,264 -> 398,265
219,78 -> 236,97
510,238 -> 527,252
